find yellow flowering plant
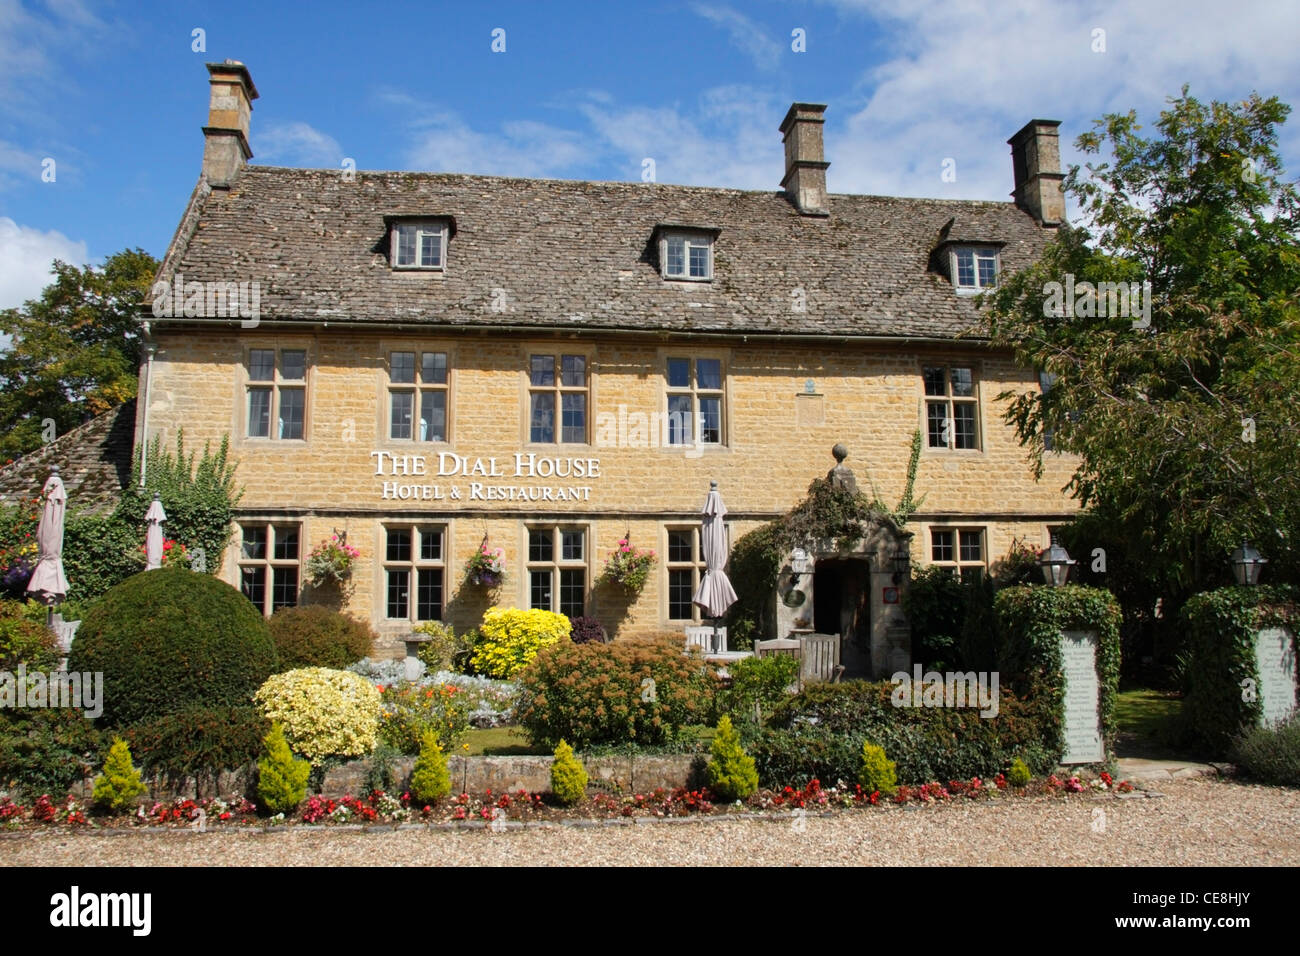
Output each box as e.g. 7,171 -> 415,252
253,667 -> 381,766
470,606 -> 571,679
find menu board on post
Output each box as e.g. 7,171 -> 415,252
1060,629 -> 1103,764
1255,627 -> 1298,727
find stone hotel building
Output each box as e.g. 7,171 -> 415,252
134,60 -> 1078,673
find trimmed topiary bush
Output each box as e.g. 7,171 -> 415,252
67,566 -> 277,728
706,715 -> 758,801
517,633 -> 719,749
253,667 -> 381,766
257,722 -> 309,814
409,731 -> 452,804
92,737 -> 148,811
858,741 -> 897,796
123,706 -> 269,790
550,739 -> 587,805
268,605 -> 375,671
471,607 -> 571,678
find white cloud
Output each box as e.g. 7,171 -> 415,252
255,121 -> 345,168
817,0 -> 1300,202
693,4 -> 783,71
0,217 -> 89,311
0,138 -> 46,192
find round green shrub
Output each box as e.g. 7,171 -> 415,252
268,605 -> 375,671
67,566 -> 277,728
858,741 -> 897,796
253,667 -> 381,766
0,707 -> 103,798
0,599 -> 59,671
550,739 -> 588,806
1229,716 -> 1300,787
516,633 -> 718,749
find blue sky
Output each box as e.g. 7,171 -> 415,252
2,0 -> 1299,312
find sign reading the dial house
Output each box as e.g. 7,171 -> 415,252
370,452 -> 601,503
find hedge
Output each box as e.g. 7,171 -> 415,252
993,584 -> 1122,765
1181,584 -> 1298,756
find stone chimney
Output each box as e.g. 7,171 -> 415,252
1008,119 -> 1065,225
780,103 -> 830,217
202,60 -> 259,187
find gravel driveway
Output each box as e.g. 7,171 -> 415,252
4,778 -> 1297,867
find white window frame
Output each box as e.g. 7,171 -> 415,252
661,232 -> 713,281
391,221 -> 448,271
950,246 -> 999,293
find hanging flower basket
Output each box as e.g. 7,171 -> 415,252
465,543 -> 505,588
306,534 -> 360,587
599,538 -> 656,594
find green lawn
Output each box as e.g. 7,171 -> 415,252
1113,689 -> 1185,757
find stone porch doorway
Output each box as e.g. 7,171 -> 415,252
813,557 -> 873,678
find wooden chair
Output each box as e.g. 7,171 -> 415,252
799,632 -> 844,684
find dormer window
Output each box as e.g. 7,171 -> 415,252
388,218 -> 452,270
951,246 -> 999,292
654,225 -> 718,281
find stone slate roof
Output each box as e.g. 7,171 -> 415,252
0,400 -> 136,515
153,166 -> 1055,340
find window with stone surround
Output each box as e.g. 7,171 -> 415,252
929,527 -> 986,582
666,356 -> 724,446
660,232 -> 713,281
382,525 -> 445,621
665,526 -> 707,622
526,526 -> 586,618
923,364 -> 980,451
246,348 -> 307,440
528,354 -> 587,444
388,351 -> 449,442
239,522 -> 300,614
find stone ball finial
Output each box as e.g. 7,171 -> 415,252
832,443 -> 848,464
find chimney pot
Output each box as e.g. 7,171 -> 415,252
780,102 -> 830,217
202,60 -> 259,187
1008,119 -> 1065,225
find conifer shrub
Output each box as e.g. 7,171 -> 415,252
858,741 -> 897,796
706,716 -> 758,801
91,737 -> 148,812
550,739 -> 588,806
1007,757 -> 1032,787
268,605 -> 375,671
517,633 -> 718,749
67,566 -> 277,727
409,731 -> 452,804
253,667 -> 381,766
257,723 -> 309,814
471,607 -> 571,678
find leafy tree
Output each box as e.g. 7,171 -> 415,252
981,89 -> 1300,667
0,248 -> 158,460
